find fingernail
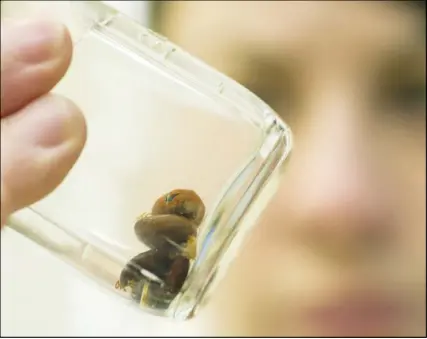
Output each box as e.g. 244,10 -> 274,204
6,19 -> 67,63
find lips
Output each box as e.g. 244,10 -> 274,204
303,293 -> 405,336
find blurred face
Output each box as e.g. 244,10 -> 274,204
160,1 -> 426,336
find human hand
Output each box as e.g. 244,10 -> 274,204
1,19 -> 87,227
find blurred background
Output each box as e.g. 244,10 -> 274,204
2,1 -> 425,337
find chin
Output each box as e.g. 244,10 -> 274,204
210,314 -> 421,338
201,293 -> 424,337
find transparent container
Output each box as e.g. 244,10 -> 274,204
1,1 -> 292,320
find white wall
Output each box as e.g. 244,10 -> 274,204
102,1 -> 150,25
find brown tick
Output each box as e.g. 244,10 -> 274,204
116,189 -> 205,308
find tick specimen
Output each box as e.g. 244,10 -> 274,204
115,189 -> 205,308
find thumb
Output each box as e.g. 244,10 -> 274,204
1,94 -> 86,227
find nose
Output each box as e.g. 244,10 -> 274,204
280,86 -> 395,260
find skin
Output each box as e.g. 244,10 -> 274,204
1,19 -> 86,227
0,3 -> 424,337
157,1 -> 426,336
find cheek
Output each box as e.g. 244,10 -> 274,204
402,182 -> 426,285
387,130 -> 425,266
202,207 -> 330,336
205,207 -> 299,306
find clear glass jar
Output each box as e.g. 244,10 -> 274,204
1,1 -> 292,320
